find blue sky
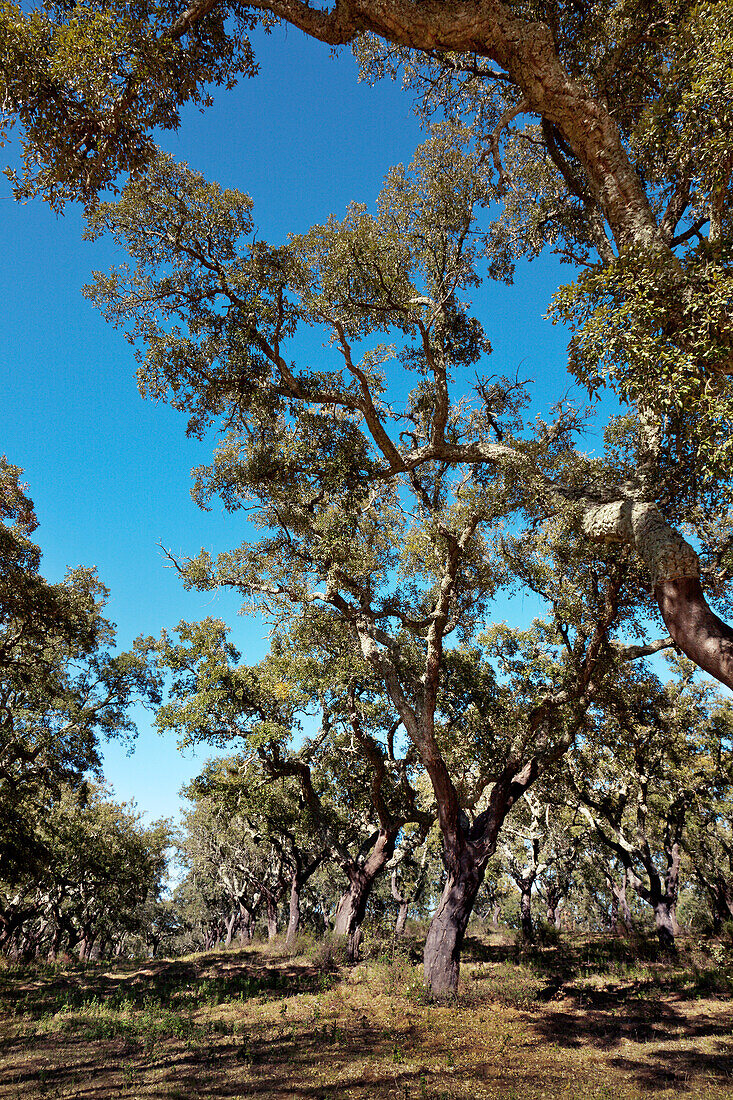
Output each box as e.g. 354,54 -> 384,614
0,25 -> 573,824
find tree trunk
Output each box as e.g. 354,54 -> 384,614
546,886 -> 563,929
223,910 -> 237,948
520,885 -> 533,943
266,894 -> 278,941
713,882 -> 733,929
653,899 -> 679,953
607,869 -> 634,935
423,859 -> 484,998
333,877 -> 369,963
334,828 -> 397,963
46,918 -> 64,962
285,871 -> 302,948
238,905 -> 254,944
390,871 -> 409,936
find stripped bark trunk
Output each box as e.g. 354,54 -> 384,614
423,855 -> 485,998
333,828 -> 397,963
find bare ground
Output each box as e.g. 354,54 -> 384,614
0,934 -> 731,1099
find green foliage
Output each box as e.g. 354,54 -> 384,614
551,243 -> 733,511
0,0 -> 259,208
0,459 -> 160,887
0,781 -> 171,960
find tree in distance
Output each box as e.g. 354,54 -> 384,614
0,457 -> 161,934
149,615 -> 434,961
567,657 -> 733,951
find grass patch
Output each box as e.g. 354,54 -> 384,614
0,935 -> 732,1098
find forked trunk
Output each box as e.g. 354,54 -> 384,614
333,829 -> 397,963
223,911 -> 237,948
423,861 -> 485,998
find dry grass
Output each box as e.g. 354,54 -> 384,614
1,933 -> 732,1099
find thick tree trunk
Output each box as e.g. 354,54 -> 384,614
490,901 -> 501,931
606,868 -> 634,935
423,859 -> 485,998
333,877 -> 370,963
712,883 -> 733,928
653,899 -> 679,953
545,885 -> 564,930
238,904 -> 254,944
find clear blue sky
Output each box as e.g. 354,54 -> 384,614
0,25 -> 573,824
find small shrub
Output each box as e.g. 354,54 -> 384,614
537,922 -> 562,946
305,934 -> 349,972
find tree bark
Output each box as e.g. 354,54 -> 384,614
423,858 -> 485,998
613,869 -> 634,935
223,910 -> 237,948
584,502 -> 733,692
238,904 -> 254,944
333,828 -> 397,963
520,884 -> 534,943
390,871 -> 409,936
653,899 -> 680,953
266,894 -> 278,941
285,870 -> 302,948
